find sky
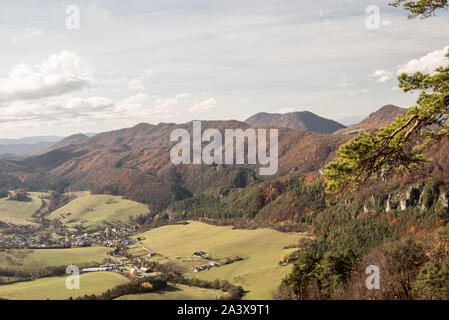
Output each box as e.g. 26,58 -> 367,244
0,0 -> 448,138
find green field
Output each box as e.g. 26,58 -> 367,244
136,221 -> 308,299
0,247 -> 110,271
0,272 -> 129,300
48,194 -> 149,230
0,192 -> 47,225
116,283 -> 220,300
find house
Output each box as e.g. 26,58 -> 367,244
193,264 -> 210,272
82,267 -> 108,272
193,251 -> 206,257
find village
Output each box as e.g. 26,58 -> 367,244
0,225 -> 136,249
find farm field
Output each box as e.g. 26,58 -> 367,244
116,283 -> 221,300
48,193 -> 149,230
0,247 -> 110,271
0,272 -> 129,300
135,221 -> 309,299
0,192 -> 47,226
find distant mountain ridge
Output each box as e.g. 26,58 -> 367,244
333,105 -> 408,135
0,141 -> 56,159
38,134 -> 90,154
245,111 -> 346,134
0,135 -> 64,159
0,136 -> 64,145
14,120 -> 350,211
0,133 -> 97,159
1,103 -> 447,215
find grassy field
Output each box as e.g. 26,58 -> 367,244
48,194 -> 149,230
0,247 -> 110,271
116,283 -> 220,300
0,192 -> 47,225
0,272 -> 129,300
136,221 -> 309,299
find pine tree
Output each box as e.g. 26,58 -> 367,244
324,1 -> 449,193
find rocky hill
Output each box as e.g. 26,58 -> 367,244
333,105 -> 408,135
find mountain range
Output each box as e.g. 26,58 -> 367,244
0,104 -> 424,213
0,133 -> 96,160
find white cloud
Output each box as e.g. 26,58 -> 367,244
0,92 -> 182,125
397,45 -> 449,75
371,69 -> 392,83
348,89 -> 369,97
11,28 -> 42,43
338,77 -> 354,88
0,51 -> 93,103
2,1 -> 449,137
189,98 -> 217,112
0,95 -> 114,124
127,78 -> 145,91
175,93 -> 190,100
116,93 -> 149,112
127,69 -> 154,91
115,92 -> 195,119
65,96 -> 114,111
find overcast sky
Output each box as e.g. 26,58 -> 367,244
0,0 -> 448,138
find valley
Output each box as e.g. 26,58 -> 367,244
0,105 -> 448,300
0,247 -> 110,271
115,284 -> 222,300
130,221 -> 310,299
0,272 -> 129,300
0,187 -> 306,300
2,0 -> 449,306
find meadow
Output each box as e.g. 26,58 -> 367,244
0,192 -> 47,225
135,221 -> 309,299
48,193 -> 149,230
0,247 -> 111,271
0,272 -> 129,300
116,283 -> 221,300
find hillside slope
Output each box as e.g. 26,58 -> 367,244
39,134 -> 90,154
0,142 -> 56,159
48,194 -> 149,230
17,121 -> 349,211
333,105 -> 408,135
137,221 -> 307,299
